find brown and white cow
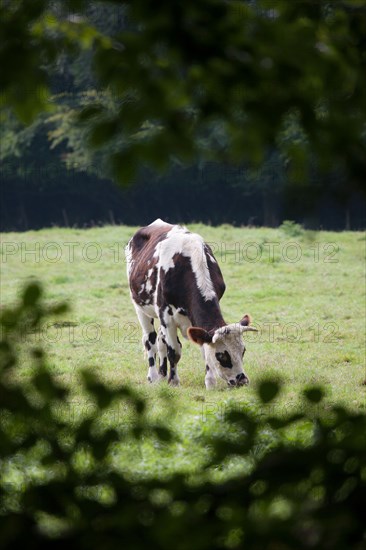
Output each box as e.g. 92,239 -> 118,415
125,219 -> 257,389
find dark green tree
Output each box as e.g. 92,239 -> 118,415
1,0 -> 366,188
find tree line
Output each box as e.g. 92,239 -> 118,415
1,157 -> 365,231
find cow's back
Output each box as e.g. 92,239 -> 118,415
126,219 -> 226,322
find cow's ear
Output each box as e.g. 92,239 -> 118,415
239,314 -> 258,333
240,314 -> 252,327
187,327 -> 212,346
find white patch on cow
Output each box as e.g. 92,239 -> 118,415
212,322 -> 256,343
154,224 -> 216,301
125,241 -> 134,276
205,247 -> 217,264
138,303 -> 156,318
145,268 -> 154,293
149,218 -> 168,227
188,238 -> 216,301
174,311 -> 191,339
153,225 -> 183,271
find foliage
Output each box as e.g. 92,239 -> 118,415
1,1 -> 365,232
86,0 -> 366,186
0,0 -> 107,124
279,220 -> 304,238
1,0 -> 366,189
1,281 -> 365,548
46,90 -> 124,177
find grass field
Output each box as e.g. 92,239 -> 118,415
1,223 -> 365,479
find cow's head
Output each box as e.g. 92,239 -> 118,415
188,315 -> 257,388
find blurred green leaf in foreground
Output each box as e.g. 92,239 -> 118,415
1,0 -> 366,188
0,282 -> 365,548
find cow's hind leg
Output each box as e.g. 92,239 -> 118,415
160,315 -> 182,386
135,307 -> 159,383
157,330 -> 168,379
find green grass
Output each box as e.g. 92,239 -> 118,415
1,224 -> 365,478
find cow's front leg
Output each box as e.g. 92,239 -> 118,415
160,319 -> 181,386
201,346 -> 216,388
205,364 -> 217,389
135,307 -> 159,383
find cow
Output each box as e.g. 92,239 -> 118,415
125,219 -> 257,389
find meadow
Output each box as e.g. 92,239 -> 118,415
1,222 -> 365,480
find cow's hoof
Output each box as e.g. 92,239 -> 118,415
147,376 -> 161,384
147,367 -> 161,384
